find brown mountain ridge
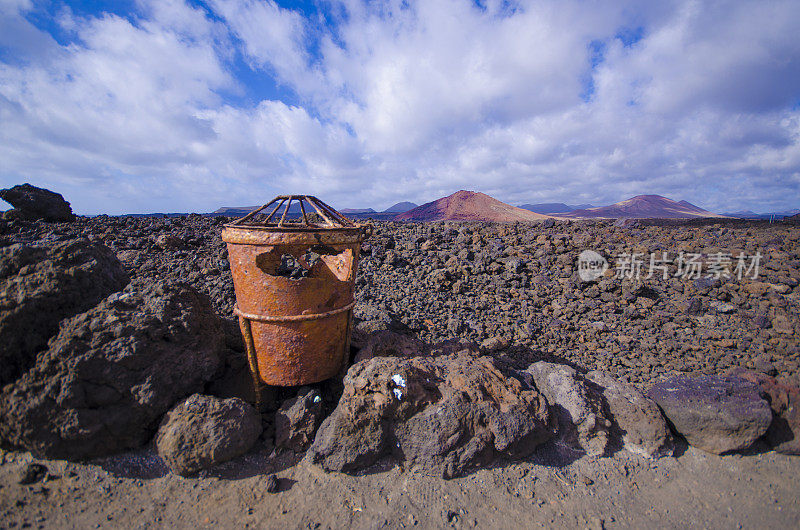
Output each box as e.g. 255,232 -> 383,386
556,194 -> 726,219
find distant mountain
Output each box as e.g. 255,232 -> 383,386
558,195 -> 725,219
213,202 -> 397,220
722,210 -> 761,219
723,209 -> 800,220
395,190 -> 550,222
340,208 -> 376,214
519,202 -> 594,214
383,201 -> 418,213
213,203 -> 306,218
213,205 -> 260,216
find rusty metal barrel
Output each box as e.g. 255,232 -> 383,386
221,195 -> 371,387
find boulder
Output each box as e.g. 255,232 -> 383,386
309,354 -> 553,478
0,281 -> 225,459
586,371 -> 674,458
156,394 -> 262,476
647,375 -> 772,454
0,183 -> 75,222
728,368 -> 800,455
524,362 -> 611,456
275,387 -> 325,452
0,239 -> 130,386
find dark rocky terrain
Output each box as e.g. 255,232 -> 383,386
0,211 -> 799,527
356,218 -> 799,386
3,214 -> 796,388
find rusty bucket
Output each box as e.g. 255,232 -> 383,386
221,195 -> 371,388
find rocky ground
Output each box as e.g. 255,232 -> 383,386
0,212 -> 799,528
5,214 -> 797,385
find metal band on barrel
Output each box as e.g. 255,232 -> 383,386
234,301 -> 355,323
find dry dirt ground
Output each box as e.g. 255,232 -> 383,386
1,441 -> 798,529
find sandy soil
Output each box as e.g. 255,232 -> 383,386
2,441 -> 798,529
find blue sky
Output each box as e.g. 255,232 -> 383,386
1,0 -> 799,214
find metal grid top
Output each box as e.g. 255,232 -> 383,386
228,195 -> 356,229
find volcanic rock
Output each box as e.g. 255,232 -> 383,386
524,362 -> 611,456
709,300 -> 736,314
480,335 -> 510,353
265,473 -> 280,493
0,239 -> 129,386
17,462 -> 48,485
0,281 -> 225,459
353,308 -> 411,337
275,387 -> 325,452
309,354 -> 553,478
2,212 -> 798,424
772,315 -> 794,335
156,394 -> 262,476
155,234 -> 186,249
614,218 -> 641,228
353,329 -> 426,363
647,375 -> 772,454
686,298 -> 704,315
728,368 -> 800,455
585,371 -> 674,458
0,183 -> 75,222
207,354 -> 262,406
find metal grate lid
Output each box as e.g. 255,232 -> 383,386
229,195 -> 356,229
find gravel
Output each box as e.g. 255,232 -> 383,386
1,214 -> 797,391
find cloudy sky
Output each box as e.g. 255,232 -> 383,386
1,0 -> 799,215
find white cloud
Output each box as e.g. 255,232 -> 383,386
209,0 -> 318,94
0,0 -> 235,211
0,0 -> 798,214
595,0 -> 800,114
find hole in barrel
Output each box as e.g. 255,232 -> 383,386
256,246 -> 353,281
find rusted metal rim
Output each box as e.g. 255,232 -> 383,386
221,227 -> 367,246
234,301 -> 355,322
222,224 -> 363,232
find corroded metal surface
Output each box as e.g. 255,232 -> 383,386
220,226 -> 367,246
222,195 -> 370,387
